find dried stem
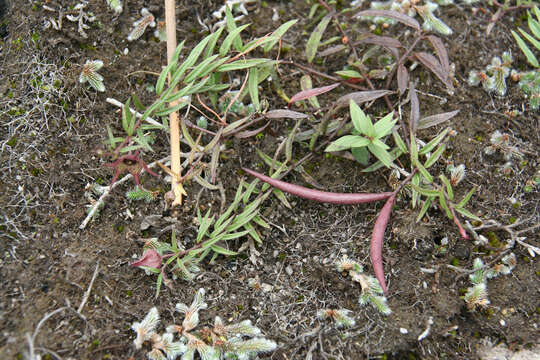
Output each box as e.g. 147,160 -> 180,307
165,0 -> 183,207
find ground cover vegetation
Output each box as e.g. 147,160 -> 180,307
0,0 -> 539,359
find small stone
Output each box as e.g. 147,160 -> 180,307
400,328 -> 408,334
285,266 -> 293,275
261,283 -> 273,292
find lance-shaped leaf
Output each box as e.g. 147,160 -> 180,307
427,35 -> 450,74
336,90 -> 392,107
415,52 -> 454,92
417,110 -> 459,130
355,9 -> 420,31
243,168 -> 392,204
306,14 -> 332,63
397,64 -> 408,95
264,109 -> 308,119
288,83 -> 340,106
409,82 -> 419,133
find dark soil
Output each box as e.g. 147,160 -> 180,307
1,1 -> 539,359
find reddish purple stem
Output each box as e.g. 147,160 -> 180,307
242,168 -> 393,204
371,193 -> 396,295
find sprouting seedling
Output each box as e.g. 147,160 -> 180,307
131,289 -> 277,360
317,309 -> 356,328
468,52 -> 512,96
79,60 -> 105,92
104,150 -> 159,190
415,2 -> 453,36
484,130 -> 524,161
325,100 -> 397,168
126,187 -> 157,202
447,164 -> 465,187
336,257 -> 392,315
128,8 -> 156,41
106,0 -> 122,14
463,253 -> 516,310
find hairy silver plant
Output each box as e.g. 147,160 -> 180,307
79,60 -> 105,92
131,289 -> 277,360
128,8 -> 156,41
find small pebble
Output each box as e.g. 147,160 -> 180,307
285,266 -> 293,275
400,328 -> 408,334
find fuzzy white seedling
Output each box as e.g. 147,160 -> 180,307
79,60 -> 105,92
128,8 -> 156,42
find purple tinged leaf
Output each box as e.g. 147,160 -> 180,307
397,64 -> 408,95
355,10 -> 421,31
243,168 -> 393,204
427,35 -> 450,74
414,52 -> 454,92
409,82 -> 419,133
337,90 -> 392,107
358,34 -> 402,48
130,249 -> 162,269
417,110 -> 459,130
234,123 -> 270,139
264,109 -> 309,119
289,83 -> 340,106
371,193 -> 396,295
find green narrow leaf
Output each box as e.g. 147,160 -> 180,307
204,27 -> 225,59
272,188 -> 292,209
424,143 -> 446,168
519,28 -> 540,51
170,40 -> 185,68
411,183 -> 440,197
373,112 -> 396,138
416,196 -> 433,222
305,14 -> 332,63
245,223 -> 262,244
131,93 -> 145,111
184,55 -> 229,84
264,19 -> 298,52
216,59 -> 272,72
286,119 -> 303,162
220,23 -> 250,56
454,207 -> 482,222
361,148 -> 403,173
419,128 -> 449,155
438,192 -> 453,219
350,99 -> 374,136
196,210 -> 214,243
171,33 -> 214,85
439,174 -> 454,200
458,187 -> 476,208
252,215 -> 270,229
511,30 -> 539,67
155,273 -> 163,298
414,158 -> 433,183
368,143 -> 394,168
248,67 -> 260,111
225,5 -> 244,51
392,130 -> 408,154
211,244 -> 237,256
325,135 -> 370,152
156,61 -> 176,96
411,172 -> 420,208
